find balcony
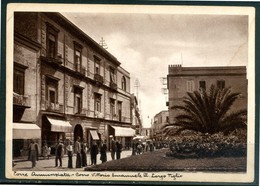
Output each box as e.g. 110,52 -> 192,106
94,74 -> 104,85
40,55 -> 63,66
110,82 -> 117,91
110,114 -> 118,120
13,92 -> 31,108
45,101 -> 64,113
94,111 -> 104,119
75,63 -> 86,76
74,107 -> 87,116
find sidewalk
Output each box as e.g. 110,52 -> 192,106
13,150 -> 132,171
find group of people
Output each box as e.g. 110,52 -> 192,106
109,136 -> 122,160
27,136 -> 123,169
132,140 -> 155,155
56,137 -> 107,169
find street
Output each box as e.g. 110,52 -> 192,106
13,150 -> 132,171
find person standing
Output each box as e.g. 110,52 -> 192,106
100,140 -> 107,163
90,140 -> 98,165
110,136 -> 116,160
81,142 -> 87,167
28,139 -> 39,168
75,136 -> 82,168
42,142 -> 49,160
66,140 -> 73,168
132,141 -> 136,155
116,140 -> 122,160
55,139 -> 63,167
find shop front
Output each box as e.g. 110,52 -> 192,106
13,123 -> 41,157
42,115 -> 72,154
108,125 -> 135,149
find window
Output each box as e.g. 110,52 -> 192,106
94,93 -> 102,112
14,66 -> 25,95
121,76 -> 126,91
110,67 -> 116,83
46,23 -> 59,59
186,80 -> 194,92
45,76 -> 59,108
74,42 -> 82,72
94,57 -> 100,74
217,80 -> 225,89
74,87 -> 83,114
110,98 -> 115,117
199,81 -> 206,91
117,101 -> 122,121
46,78 -> 58,103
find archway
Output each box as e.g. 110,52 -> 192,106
74,124 -> 83,142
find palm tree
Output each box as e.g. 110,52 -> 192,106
164,84 -> 247,135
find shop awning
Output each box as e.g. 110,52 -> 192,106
90,130 -> 99,140
47,116 -> 72,132
13,123 -> 41,139
111,126 -> 136,137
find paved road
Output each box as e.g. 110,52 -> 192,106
13,150 -> 132,171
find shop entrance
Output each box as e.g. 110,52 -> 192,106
74,124 -> 83,142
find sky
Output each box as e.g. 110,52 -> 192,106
62,12 -> 248,128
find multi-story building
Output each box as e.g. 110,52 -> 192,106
167,64 -> 247,124
130,94 -> 142,135
151,110 -> 169,140
12,12 -> 135,157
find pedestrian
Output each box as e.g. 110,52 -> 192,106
110,135 -> 116,160
66,140 -> 73,168
81,141 -> 87,167
132,141 -> 136,155
47,146 -> 51,159
42,142 -> 49,160
116,140 -> 122,159
90,140 -> 98,165
55,139 -> 63,167
137,142 -> 142,155
150,141 -> 154,152
28,139 -> 39,168
100,140 -> 107,163
75,136 -> 82,168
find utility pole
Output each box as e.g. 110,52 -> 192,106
99,37 -> 108,49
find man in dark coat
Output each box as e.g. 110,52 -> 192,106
116,140 -> 122,160
90,140 -> 99,165
100,140 -> 107,163
55,139 -> 63,167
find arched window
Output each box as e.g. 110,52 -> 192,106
121,76 -> 126,91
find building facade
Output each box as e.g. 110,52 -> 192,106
130,94 -> 142,135
151,110 -> 169,140
13,12 -> 134,157
167,65 -> 247,124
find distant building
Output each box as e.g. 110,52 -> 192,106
151,110 -> 169,140
130,94 -> 142,135
140,127 -> 151,139
167,65 -> 247,124
13,12 -> 134,157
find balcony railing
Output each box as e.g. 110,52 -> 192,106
94,74 -> 104,84
94,111 -> 104,119
74,107 -> 88,115
110,82 -> 117,90
75,63 -> 86,76
45,101 -> 64,113
40,55 -> 63,65
13,92 -> 31,108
